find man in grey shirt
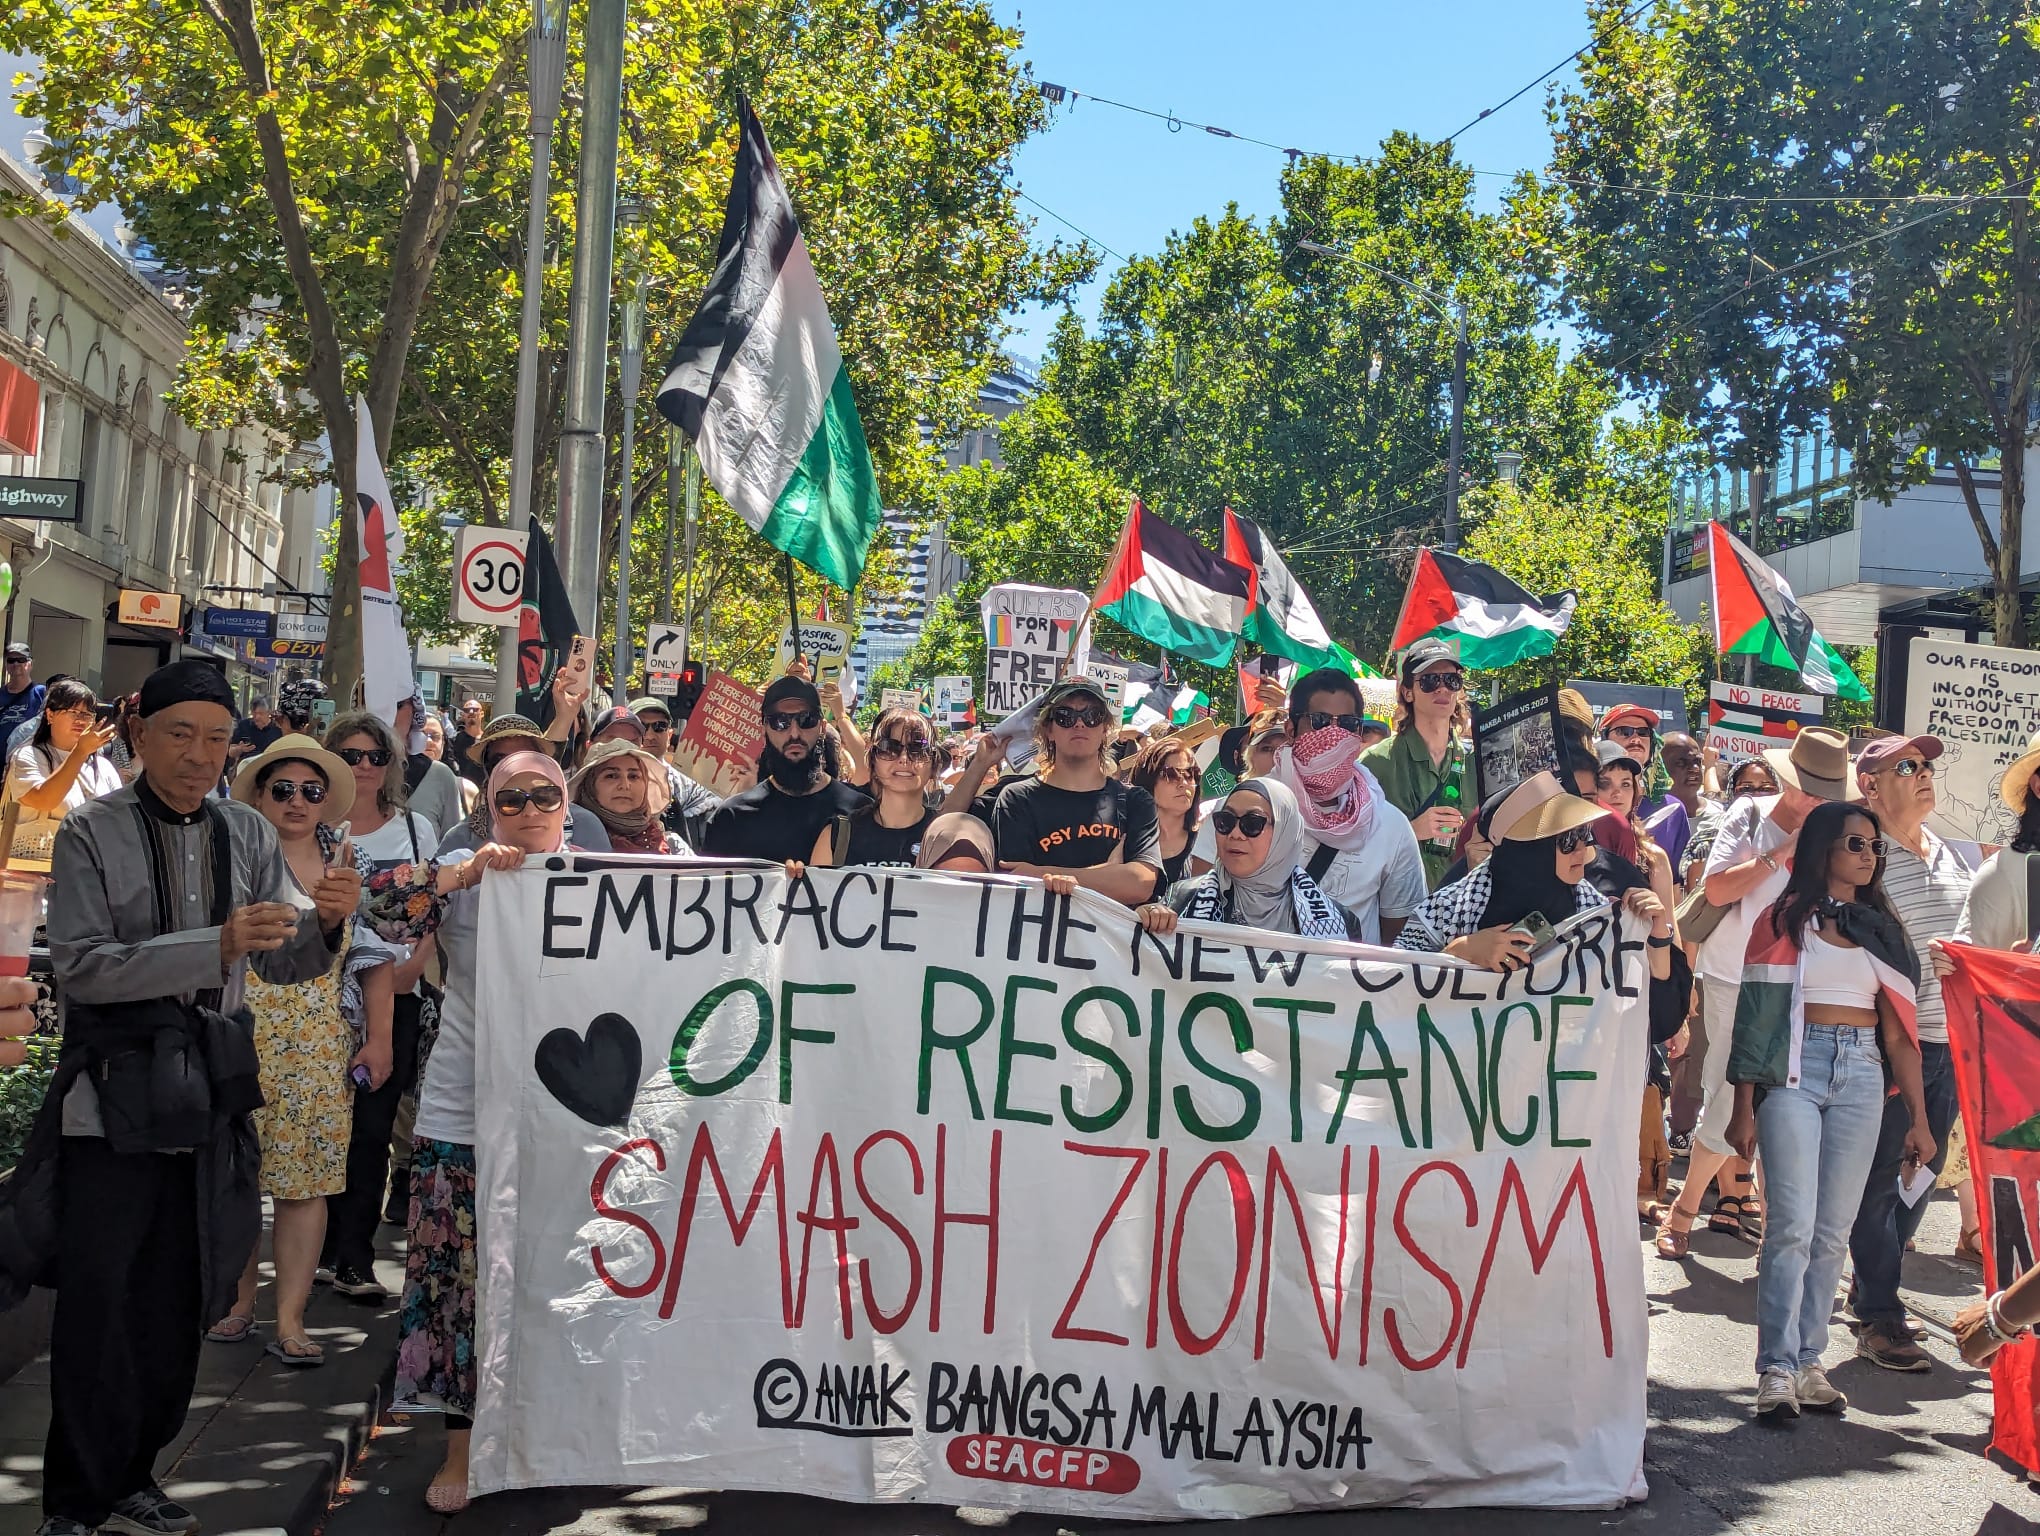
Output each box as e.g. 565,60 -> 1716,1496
40,660 -> 357,1536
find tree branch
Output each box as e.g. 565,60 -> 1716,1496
1952,459 -> 2000,570
405,373 -> 502,527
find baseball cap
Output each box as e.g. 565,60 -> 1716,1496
627,696 -> 670,719
591,705 -> 645,741
761,676 -> 822,715
1038,676 -> 1111,713
1599,703 -> 1660,734
4,645 -> 28,663
1398,637 -> 1459,676
1854,733 -> 1943,775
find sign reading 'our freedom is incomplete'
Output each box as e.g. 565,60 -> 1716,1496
470,863 -> 1650,1517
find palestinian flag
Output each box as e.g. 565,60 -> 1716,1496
1223,508 -> 1337,667
1708,522 -> 1867,700
1091,499 -> 1251,666
1389,547 -> 1576,668
655,99 -> 882,591
515,515 -> 584,723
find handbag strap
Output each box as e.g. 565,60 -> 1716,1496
2025,851 -> 2040,948
1305,838 -> 1338,883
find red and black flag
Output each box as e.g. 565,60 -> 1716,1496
516,515 -> 584,723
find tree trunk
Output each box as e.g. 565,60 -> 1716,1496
2000,418 -> 2028,648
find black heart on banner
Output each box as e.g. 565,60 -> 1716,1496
534,1012 -> 642,1128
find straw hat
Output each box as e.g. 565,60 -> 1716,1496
2001,731 -> 2040,813
1761,726 -> 1854,802
1490,770 -> 1607,844
465,713 -> 545,765
229,733 -> 357,822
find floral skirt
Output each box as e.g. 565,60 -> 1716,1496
395,1137 -> 477,1417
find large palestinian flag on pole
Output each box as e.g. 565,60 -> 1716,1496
1707,521 -> 1867,700
1091,500 -> 1252,666
1388,547 -> 1576,668
655,98 -> 882,591
1222,508 -> 1338,667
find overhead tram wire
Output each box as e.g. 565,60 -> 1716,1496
1439,0 -> 1655,143
1016,190 -> 1126,263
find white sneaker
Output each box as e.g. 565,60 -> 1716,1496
1795,1362 -> 1847,1413
1756,1365 -> 1800,1420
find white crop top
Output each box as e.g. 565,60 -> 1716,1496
1801,930 -> 1878,1009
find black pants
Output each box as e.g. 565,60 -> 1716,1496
44,1138 -> 201,1525
324,996 -> 423,1274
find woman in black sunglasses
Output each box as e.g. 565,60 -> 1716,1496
1136,779 -> 1361,940
797,707 -> 938,870
325,711 -> 437,871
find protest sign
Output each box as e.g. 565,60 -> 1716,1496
774,622 -> 852,690
470,863 -> 1649,1516
932,676 -> 975,730
1472,687 -> 1564,801
880,687 -> 924,715
668,670 -> 763,798
1704,680 -> 1824,766
1943,945 -> 2040,1476
981,584 -> 1088,716
1902,636 -> 2040,845
1564,681 -> 1686,732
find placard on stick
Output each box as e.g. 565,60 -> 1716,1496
1473,686 -> 1565,801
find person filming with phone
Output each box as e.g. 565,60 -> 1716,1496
1394,770 -> 1672,977
2,679 -> 123,862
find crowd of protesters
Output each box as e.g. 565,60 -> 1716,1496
0,631 -> 2024,1533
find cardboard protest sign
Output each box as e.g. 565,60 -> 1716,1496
879,687 -> 924,715
1902,636 -> 2040,846
932,676 -> 975,730
667,669 -> 763,798
1943,945 -> 2040,1476
1472,686 -> 1564,801
1704,680 -> 1823,767
471,864 -> 1650,1516
773,622 -> 851,689
981,584 -> 1088,716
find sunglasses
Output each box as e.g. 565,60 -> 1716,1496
492,783 -> 565,815
1047,703 -> 1109,729
640,719 -> 673,732
1606,724 -> 1654,741
1211,808 -> 1272,837
1156,766 -> 1202,785
1882,758 -> 1934,778
1554,827 -> 1596,853
265,779 -> 328,805
335,747 -> 393,768
1413,672 -> 1466,694
1295,711 -> 1363,735
1842,834 -> 1890,855
872,737 -> 933,761
763,710 -> 821,733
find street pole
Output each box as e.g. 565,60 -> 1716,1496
659,426 -> 679,624
612,261 -> 646,695
554,0 -> 627,634
1443,302 -> 1468,551
493,0 -> 568,714
681,439 -> 700,665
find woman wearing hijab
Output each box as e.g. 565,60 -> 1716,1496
569,740 -> 685,854
362,751 -> 576,1513
916,813 -> 998,873
1136,780 -> 1362,940
1396,771 -> 1674,976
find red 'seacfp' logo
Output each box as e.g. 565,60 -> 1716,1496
945,1433 -> 1140,1494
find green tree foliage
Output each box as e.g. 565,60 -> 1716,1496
1550,0 -> 2040,645
3,0 -> 1082,690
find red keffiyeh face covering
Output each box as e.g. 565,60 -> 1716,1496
1283,723 -> 1378,848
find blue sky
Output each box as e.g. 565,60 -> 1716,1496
994,0 -> 1596,361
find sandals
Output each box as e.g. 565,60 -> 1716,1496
266,1335 -> 324,1369
1957,1226 -> 1985,1266
1713,1172 -> 1764,1243
1655,1206 -> 1696,1259
205,1312 -> 257,1344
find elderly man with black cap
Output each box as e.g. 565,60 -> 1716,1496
20,660 -> 360,1536
698,674 -> 868,863
1846,730 -> 1972,1372
988,676 -> 1163,907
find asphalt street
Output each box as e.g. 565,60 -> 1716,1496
323,1188 -> 2040,1536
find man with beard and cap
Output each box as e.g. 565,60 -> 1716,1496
17,660 -> 360,1536
698,675 -> 868,862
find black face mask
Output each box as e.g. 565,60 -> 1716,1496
760,741 -> 824,792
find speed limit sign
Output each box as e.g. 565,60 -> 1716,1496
451,526 -> 529,626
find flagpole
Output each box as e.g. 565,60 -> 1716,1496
781,552 -> 801,663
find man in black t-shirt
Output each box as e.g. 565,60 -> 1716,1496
699,675 -> 868,862
226,700 -> 284,773
989,677 -> 1163,906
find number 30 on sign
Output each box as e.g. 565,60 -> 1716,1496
452,526 -> 530,626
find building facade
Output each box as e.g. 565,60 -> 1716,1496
0,145 -> 331,704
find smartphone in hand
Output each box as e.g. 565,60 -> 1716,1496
1510,910 -> 1559,955
566,634 -> 593,687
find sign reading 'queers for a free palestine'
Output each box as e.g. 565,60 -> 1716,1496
470,862 -> 1650,1517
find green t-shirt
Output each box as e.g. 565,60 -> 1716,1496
1360,728 -> 1468,890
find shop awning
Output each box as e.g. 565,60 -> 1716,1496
0,357 -> 39,458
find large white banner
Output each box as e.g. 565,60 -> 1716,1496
471,861 -> 1649,1518
1903,635 -> 2040,845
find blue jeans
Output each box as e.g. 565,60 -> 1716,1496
1847,1039 -> 1957,1329
1754,1025 -> 1889,1374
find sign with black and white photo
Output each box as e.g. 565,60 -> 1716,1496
0,476 -> 83,523
1472,686 -> 1566,802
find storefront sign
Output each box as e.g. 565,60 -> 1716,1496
201,607 -> 276,640
0,475 -> 80,524
470,866 -> 1649,1515
257,611 -> 329,659
116,589 -> 180,630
